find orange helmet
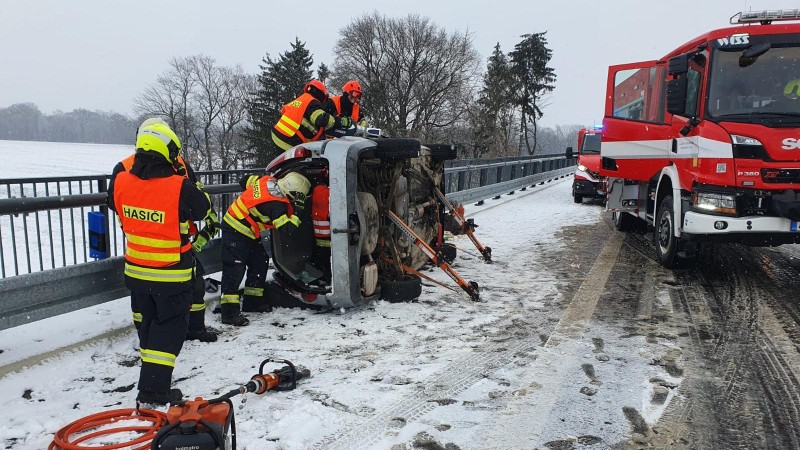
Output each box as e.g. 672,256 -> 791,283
342,80 -> 361,96
304,79 -> 328,102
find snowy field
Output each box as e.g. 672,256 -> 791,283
0,178 -> 683,450
0,140 -> 133,277
0,140 -> 132,179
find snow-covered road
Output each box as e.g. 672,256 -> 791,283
0,178 -> 681,449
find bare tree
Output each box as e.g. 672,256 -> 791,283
134,55 -> 252,170
331,12 -> 481,140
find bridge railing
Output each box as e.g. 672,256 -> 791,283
0,152 -> 575,330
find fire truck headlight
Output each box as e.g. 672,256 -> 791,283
577,164 -> 587,172
693,192 -> 737,215
731,134 -> 763,146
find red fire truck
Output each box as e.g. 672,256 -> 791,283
600,10 -> 800,268
572,127 -> 606,203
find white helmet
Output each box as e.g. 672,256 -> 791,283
137,117 -> 168,134
276,172 -> 311,201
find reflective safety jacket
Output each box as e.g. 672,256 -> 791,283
311,184 -> 330,247
113,171 -> 193,283
272,93 -> 335,151
330,95 -> 361,122
223,175 -> 299,239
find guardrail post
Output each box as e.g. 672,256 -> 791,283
96,178 -> 111,260
493,165 -> 503,199
475,167 -> 487,205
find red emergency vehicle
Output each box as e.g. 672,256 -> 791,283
600,10 -> 800,268
572,127 -> 606,203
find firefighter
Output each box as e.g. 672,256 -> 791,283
219,171 -> 310,325
271,79 -> 351,152
110,121 -> 211,406
310,180 -> 332,282
109,118 -> 219,343
330,80 -> 363,123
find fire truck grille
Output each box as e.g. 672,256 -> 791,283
761,168 -> 800,184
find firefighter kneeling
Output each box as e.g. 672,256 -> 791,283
218,172 -> 310,326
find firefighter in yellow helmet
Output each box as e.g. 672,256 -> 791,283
271,80 -> 352,153
109,118 -> 220,344
109,121 -> 212,406
218,171 -> 310,325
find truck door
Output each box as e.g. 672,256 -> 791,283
601,61 -> 672,182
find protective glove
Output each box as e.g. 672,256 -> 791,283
204,211 -> 220,237
358,119 -> 368,128
173,159 -> 187,177
192,229 -> 212,253
337,116 -> 352,129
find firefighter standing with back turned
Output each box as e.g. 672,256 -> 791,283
109,118 -> 219,343
110,121 -> 212,406
218,171 -> 310,326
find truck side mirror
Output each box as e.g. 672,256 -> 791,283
667,77 -> 688,116
565,146 -> 574,159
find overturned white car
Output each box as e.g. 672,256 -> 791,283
262,136 -> 481,309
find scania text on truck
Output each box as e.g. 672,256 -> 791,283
572,127 -> 606,203
600,10 -> 800,268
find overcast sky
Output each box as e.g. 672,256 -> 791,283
1,0 -> 797,129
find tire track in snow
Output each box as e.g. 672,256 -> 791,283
312,195 -> 621,449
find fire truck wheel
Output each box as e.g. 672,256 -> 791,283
379,275 -> 422,302
612,211 -> 632,232
655,195 -> 679,268
573,193 -> 583,204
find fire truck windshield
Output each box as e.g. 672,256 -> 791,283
580,133 -> 601,154
708,42 -> 800,123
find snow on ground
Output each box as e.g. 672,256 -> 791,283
0,140 -> 132,178
0,178 -> 681,450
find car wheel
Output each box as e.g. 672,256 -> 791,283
440,242 -> 457,263
427,144 -> 458,162
655,195 -> 679,269
379,275 -> 422,302
374,138 -> 421,160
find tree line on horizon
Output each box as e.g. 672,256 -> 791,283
1,12 -> 580,170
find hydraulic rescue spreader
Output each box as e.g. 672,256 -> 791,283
49,359 -> 309,450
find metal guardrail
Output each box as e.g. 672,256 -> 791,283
0,153 -> 574,330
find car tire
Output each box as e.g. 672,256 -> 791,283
440,242 -> 457,263
655,195 -> 679,269
379,275 -> 422,302
427,144 -> 458,162
374,139 -> 421,160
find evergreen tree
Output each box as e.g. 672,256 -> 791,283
244,37 -> 315,166
476,43 -> 517,156
317,63 -> 330,84
509,32 -> 556,154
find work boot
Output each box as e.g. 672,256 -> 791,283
221,314 -> 249,327
136,388 -> 183,406
186,329 -> 218,342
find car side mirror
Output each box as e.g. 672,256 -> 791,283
565,146 -> 574,160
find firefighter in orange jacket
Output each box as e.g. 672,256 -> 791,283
110,121 -> 211,406
219,172 -> 310,325
271,79 -> 351,152
330,80 -> 363,123
310,182 -> 332,282
109,118 -> 219,343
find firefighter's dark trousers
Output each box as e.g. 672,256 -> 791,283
133,285 -> 191,394
188,260 -> 207,333
220,230 -> 269,318
132,264 -> 206,336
